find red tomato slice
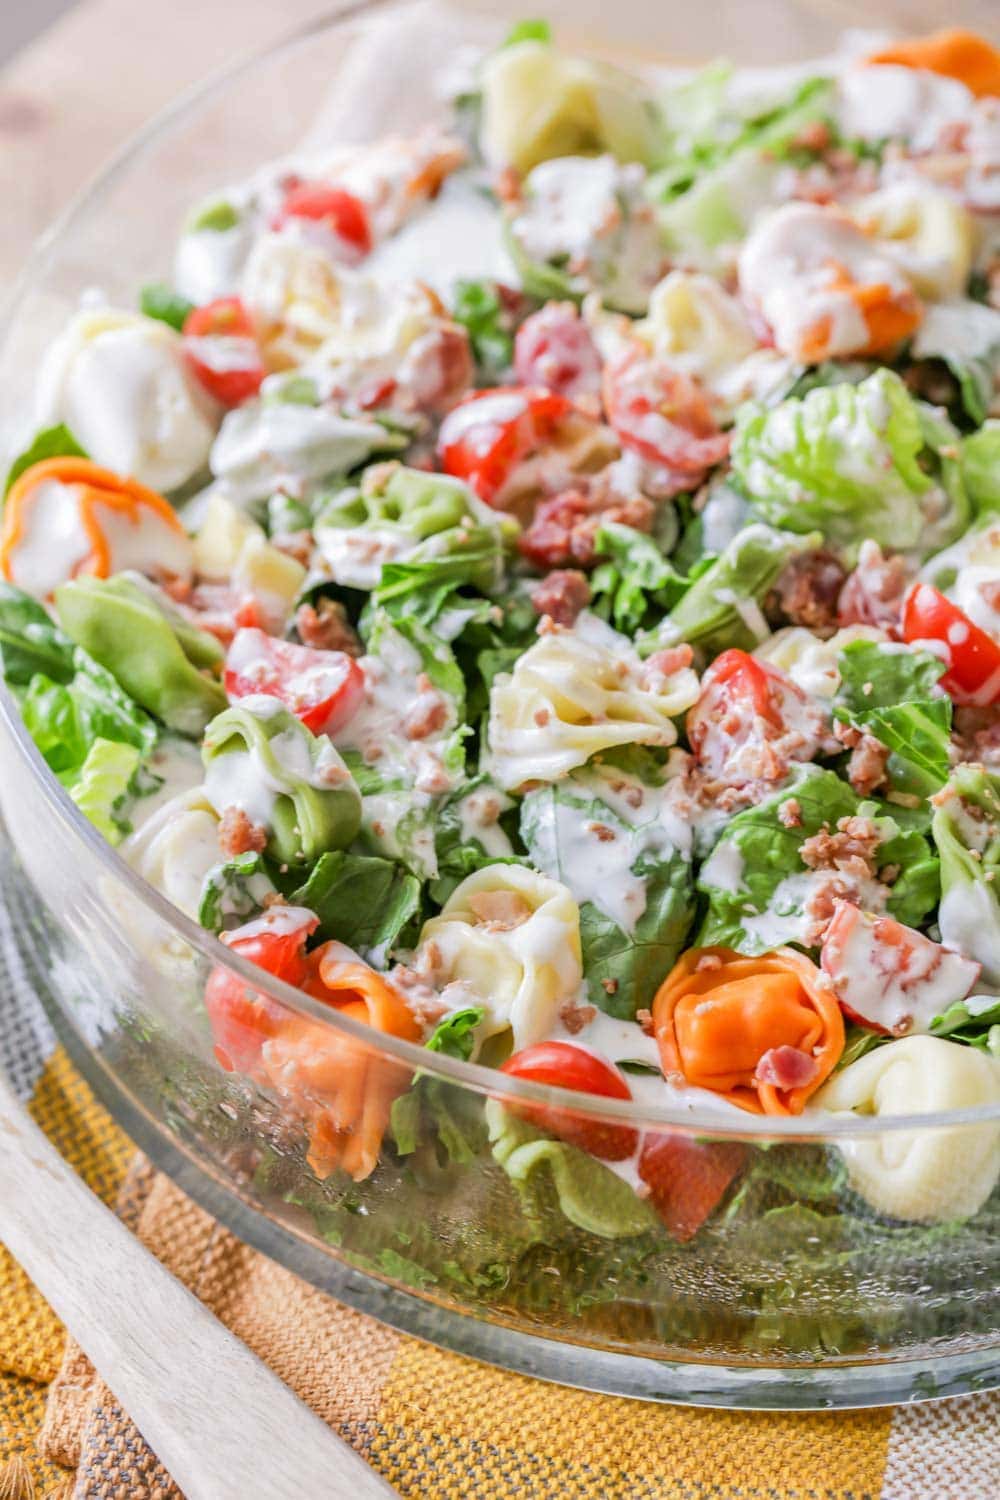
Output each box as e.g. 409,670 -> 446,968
224,627 -> 365,735
274,183 -> 372,256
602,347 -> 730,473
499,1041 -> 637,1160
686,648 -> 824,784
514,304 -> 602,400
205,908 -> 318,1073
638,1133 -> 748,1242
437,387 -> 573,505
902,582 -> 1000,707
182,296 -> 265,406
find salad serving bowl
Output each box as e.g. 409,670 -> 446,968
2,0 -> 1000,1410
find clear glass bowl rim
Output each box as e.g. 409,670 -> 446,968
2,0 -> 998,1141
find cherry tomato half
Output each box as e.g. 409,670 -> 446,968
183,296 -> 265,407
601,346 -> 730,473
638,1133 -> 748,1242
499,1041 -> 638,1160
224,627 -> 365,736
274,183 -> 372,256
205,909 -> 318,1074
437,387 -> 573,505
902,582 -> 1000,707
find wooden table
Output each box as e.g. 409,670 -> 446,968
2,0 -> 997,287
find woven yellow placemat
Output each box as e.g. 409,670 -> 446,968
1,1047 -> 997,1499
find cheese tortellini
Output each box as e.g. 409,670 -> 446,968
121,787 -> 220,921
815,1036 -> 1000,1222
851,182 -> 974,301
754,624 -> 884,700
417,864 -> 582,1051
479,38 -> 662,176
35,308 -> 216,493
636,271 -> 757,388
488,613 -> 699,791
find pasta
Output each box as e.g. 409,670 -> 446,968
851,183 -> 974,300
416,864 -> 582,1050
816,1036 -> 1000,1221
488,614 -> 699,791
652,946 -> 845,1115
636,271 -> 757,388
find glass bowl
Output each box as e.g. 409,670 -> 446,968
2,0 -> 999,1410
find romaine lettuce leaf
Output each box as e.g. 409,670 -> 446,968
931,994 -> 1000,1056
520,769 -> 694,1018
961,420 -> 1000,516
696,767 -> 940,953
731,369 -> 969,555
430,776 -> 522,907
20,647 -> 158,779
589,521 -> 688,635
390,1008 -> 490,1164
450,279 -> 514,377
834,639 -> 952,798
139,283 -> 194,333
68,737 -> 143,844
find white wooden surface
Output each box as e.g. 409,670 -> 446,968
0,1067 -> 396,1499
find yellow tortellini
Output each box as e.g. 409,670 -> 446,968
240,234 -> 444,371
851,183 -> 974,301
754,624 -> 884,700
417,864 -> 582,1051
121,787 -> 220,921
479,39 -> 662,176
488,614 -> 699,791
815,1036 -> 1000,1222
636,271 -> 757,387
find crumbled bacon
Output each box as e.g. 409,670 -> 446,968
800,815 -> 883,881
838,541 -> 911,635
766,549 -> 846,635
755,1046 -> 819,1090
270,529 -> 314,568
294,599 -> 362,657
217,807 -> 268,858
528,568 -> 591,626
778,797 -> 802,829
559,999 -> 598,1034
402,675 -> 449,741
847,732 -> 891,796
519,487 -> 655,570
636,1008 -> 654,1036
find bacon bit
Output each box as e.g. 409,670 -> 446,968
695,953 -> 724,973
846,731 -> 891,796
588,822 -> 617,843
519,487 -> 655,571
766,548 -> 846,635
270,529 -> 314,568
295,599 -> 362,657
838,540 -> 911,634
467,890 -> 533,932
636,1007 -> 654,1036
528,568 -> 591,627
560,999 -> 599,1033
403,676 -> 449,740
262,891 -> 288,909
533,706 -> 552,727
779,797 -> 802,829
601,979 -> 619,995
755,1046 -> 819,1090
800,815 -> 883,880
644,644 -> 695,679
217,807 -> 268,858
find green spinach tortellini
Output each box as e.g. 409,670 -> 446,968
202,699 -> 362,865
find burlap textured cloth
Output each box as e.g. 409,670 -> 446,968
2,1051 -> 1000,1499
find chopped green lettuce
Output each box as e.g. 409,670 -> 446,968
450,280 -> 514,377
430,776 -> 521,906
931,994 -> 1000,1056
139,283 -> 194,333
589,522 -> 688,634
0,584 -> 74,686
20,648 -> 158,779
697,767 -> 940,953
731,369 -> 969,555
834,640 -> 952,799
290,850 -> 422,960
961,420 -> 1000,516
520,761 -> 694,1018
68,738 -> 143,844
